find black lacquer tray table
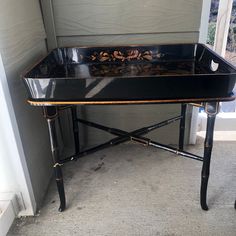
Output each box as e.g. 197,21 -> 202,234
23,43 -> 236,212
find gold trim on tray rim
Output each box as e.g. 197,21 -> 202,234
27,96 -> 236,106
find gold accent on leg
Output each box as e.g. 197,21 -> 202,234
130,136 -> 150,147
53,163 -> 63,168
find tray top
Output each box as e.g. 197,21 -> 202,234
23,43 -> 236,105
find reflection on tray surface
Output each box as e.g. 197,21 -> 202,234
23,44 -> 236,101
26,44 -> 232,79
34,61 -> 208,78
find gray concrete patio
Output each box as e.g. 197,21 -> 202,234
8,136 -> 236,236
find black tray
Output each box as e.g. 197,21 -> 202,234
23,43 -> 236,104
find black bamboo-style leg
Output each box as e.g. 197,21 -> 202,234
44,106 -> 66,212
235,200 -> 236,209
179,104 -> 187,151
71,106 -> 80,154
200,102 -> 218,211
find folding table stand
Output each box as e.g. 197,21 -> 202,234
43,102 -> 220,212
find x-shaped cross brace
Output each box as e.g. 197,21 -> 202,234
44,103 -> 220,212
62,116 -> 203,163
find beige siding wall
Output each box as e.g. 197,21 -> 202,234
53,0 -> 202,36
57,33 -> 199,47
0,0 -> 52,208
54,0 -> 202,49
42,0 -> 203,147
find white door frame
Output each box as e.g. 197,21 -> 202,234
0,52 -> 36,216
189,0 -> 211,144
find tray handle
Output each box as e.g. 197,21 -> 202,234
210,59 -> 219,72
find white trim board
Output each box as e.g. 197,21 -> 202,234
0,53 -> 36,216
0,194 -> 19,236
198,112 -> 236,131
197,130 -> 236,141
0,201 -> 15,236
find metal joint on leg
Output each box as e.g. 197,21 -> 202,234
53,163 -> 63,168
204,102 -> 220,117
189,103 -> 204,108
43,106 -> 58,120
130,136 -> 150,146
200,102 -> 219,210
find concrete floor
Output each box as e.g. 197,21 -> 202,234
8,137 -> 236,236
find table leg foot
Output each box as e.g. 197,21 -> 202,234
57,186 -> 66,212
200,102 -> 217,211
57,186 -> 65,212
55,167 -> 66,212
200,177 -> 209,211
44,106 -> 66,212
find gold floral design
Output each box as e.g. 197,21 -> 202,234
88,49 -> 163,62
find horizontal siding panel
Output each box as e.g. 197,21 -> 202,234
0,19 -> 46,71
0,0 -> 51,208
4,41 -> 51,208
79,104 -> 182,147
53,0 -> 202,36
0,0 -> 46,70
57,32 -> 199,47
